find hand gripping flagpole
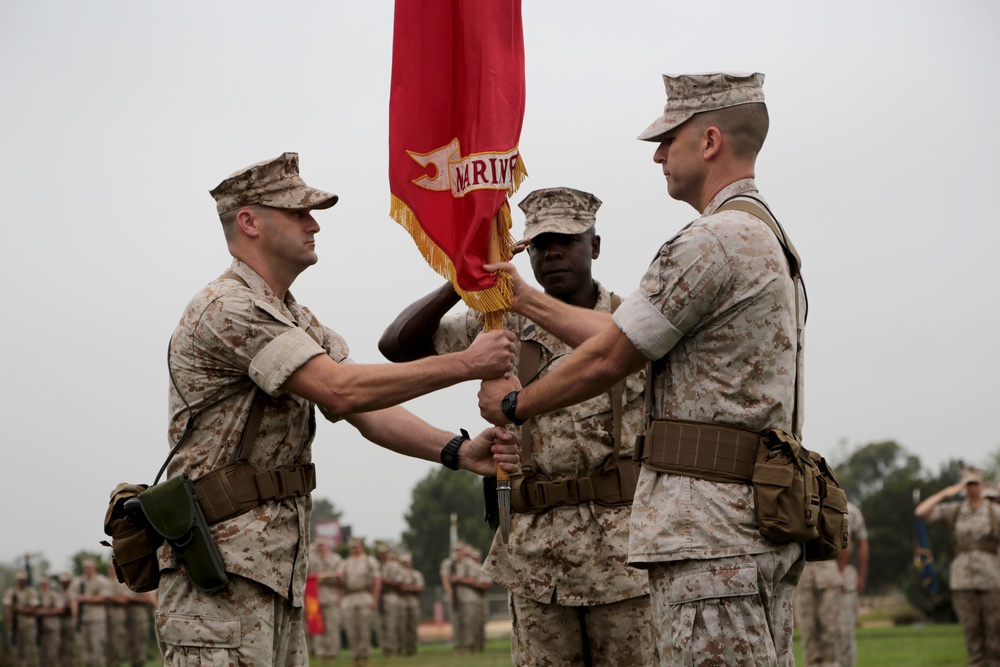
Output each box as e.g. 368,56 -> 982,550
487,218 -> 512,544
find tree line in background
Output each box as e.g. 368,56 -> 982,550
5,439 -> 997,625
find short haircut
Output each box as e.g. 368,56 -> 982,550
692,102 -> 769,160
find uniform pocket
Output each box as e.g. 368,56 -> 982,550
667,556 -> 760,605
156,611 -> 241,648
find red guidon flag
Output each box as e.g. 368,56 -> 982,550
389,0 -> 527,328
304,574 -> 324,635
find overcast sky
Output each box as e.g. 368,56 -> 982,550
2,1 -> 998,573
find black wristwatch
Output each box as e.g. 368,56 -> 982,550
440,429 -> 470,470
501,390 -> 526,426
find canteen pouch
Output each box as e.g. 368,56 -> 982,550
751,430 -> 846,562
803,451 -> 849,561
102,482 -> 164,593
138,475 -> 230,594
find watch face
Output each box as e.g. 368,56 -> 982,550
501,394 -> 515,413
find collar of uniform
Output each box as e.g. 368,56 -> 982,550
520,280 -> 612,350
229,258 -> 306,324
703,178 -> 759,216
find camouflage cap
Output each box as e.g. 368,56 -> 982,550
637,72 -> 766,142
518,187 -> 601,238
209,152 -> 339,215
960,467 -> 985,486
16,570 -> 28,581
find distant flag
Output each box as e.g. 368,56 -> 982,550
304,573 -> 324,635
913,516 -> 939,595
24,552 -> 33,586
388,0 -> 527,330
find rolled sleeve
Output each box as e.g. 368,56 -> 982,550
613,291 -> 684,360
249,327 -> 326,395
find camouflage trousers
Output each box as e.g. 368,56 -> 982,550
79,619 -> 107,667
10,616 -> 38,667
341,591 -> 374,660
508,591 -> 656,666
648,544 -> 803,667
793,560 -> 844,667
155,569 -> 308,667
952,588 -> 1000,667
126,603 -> 153,667
380,592 -> 402,652
107,605 -> 128,665
838,564 -> 860,667
310,601 -> 342,658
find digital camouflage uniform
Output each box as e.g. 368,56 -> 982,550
57,578 -> 76,667
340,551 -> 380,665
838,502 -> 868,667
435,283 -> 654,666
929,499 -> 1000,666
614,178 -> 805,666
452,552 -> 487,653
158,258 -> 352,667
125,591 -> 155,667
106,571 -> 131,665
37,582 -> 64,667
401,561 -> 423,655
308,547 -> 344,659
795,500 -> 868,667
379,552 -> 405,655
3,581 -> 39,667
72,571 -> 110,667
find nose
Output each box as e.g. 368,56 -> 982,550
653,141 -> 668,164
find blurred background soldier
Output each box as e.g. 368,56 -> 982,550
125,586 -> 156,667
438,541 -> 463,644
36,576 -> 65,667
377,543 -> 404,657
838,501 -> 870,667
3,570 -> 39,667
106,561 -> 131,666
468,547 -> 493,653
916,467 -> 1000,667
72,559 -> 110,667
56,573 -> 76,667
450,545 -> 489,653
399,553 -> 423,656
308,539 -> 344,662
340,537 -> 381,667
794,497 -> 869,667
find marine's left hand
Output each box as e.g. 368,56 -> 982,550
460,425 -> 520,476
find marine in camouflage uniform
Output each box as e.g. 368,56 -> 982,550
481,72 -> 805,666
307,539 -> 344,660
377,544 -> 405,656
56,574 -> 76,667
340,538 -> 381,667
106,564 -> 131,666
438,544 -> 463,645
916,467 -> 1000,667
157,153 -> 518,667
36,577 -> 65,667
399,553 -> 423,656
125,588 -> 156,667
3,572 -> 39,667
381,187 -> 654,667
795,500 -> 869,667
72,560 -> 111,667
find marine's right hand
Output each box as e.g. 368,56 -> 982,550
463,329 -> 516,380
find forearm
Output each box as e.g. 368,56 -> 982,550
287,352 -> 477,415
378,282 -> 460,362
514,285 -> 612,348
518,325 -> 643,418
915,485 -> 958,519
347,407 -> 452,464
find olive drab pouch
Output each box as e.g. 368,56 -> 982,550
752,429 -> 848,561
138,475 -> 229,594
102,482 -> 164,593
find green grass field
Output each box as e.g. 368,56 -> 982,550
140,623 -> 967,666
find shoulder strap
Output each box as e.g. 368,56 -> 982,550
154,270 -> 261,484
717,196 -> 801,278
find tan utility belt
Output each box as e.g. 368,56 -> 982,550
193,461 -> 317,525
954,540 -> 1000,557
634,418 -> 760,484
511,460 -> 640,513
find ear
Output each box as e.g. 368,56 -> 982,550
591,234 -> 601,260
702,125 -> 723,161
235,207 -> 262,239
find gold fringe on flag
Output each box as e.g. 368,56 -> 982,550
389,157 -> 528,332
